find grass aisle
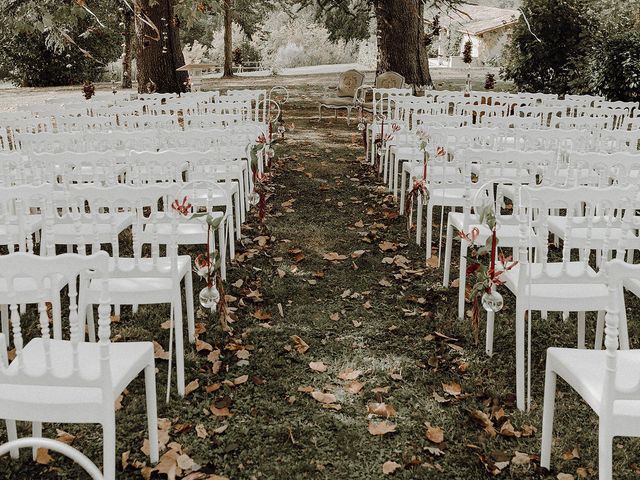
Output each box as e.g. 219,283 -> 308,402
1,81 -> 639,479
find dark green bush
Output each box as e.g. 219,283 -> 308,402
590,31 -> 640,102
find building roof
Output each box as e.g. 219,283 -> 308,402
428,4 -> 520,36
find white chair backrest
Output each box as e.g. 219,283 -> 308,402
0,252 -> 111,389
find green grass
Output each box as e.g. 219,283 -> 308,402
1,78 -> 639,479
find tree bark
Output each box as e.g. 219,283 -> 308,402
375,0 -> 432,87
135,0 -> 188,94
222,0 -> 234,78
121,9 -> 133,89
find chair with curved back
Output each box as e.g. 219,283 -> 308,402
318,69 -> 365,124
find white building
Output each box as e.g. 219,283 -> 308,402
428,5 -> 521,67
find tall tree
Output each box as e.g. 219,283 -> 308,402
120,6 -> 134,88
134,0 -> 188,93
222,0 -> 233,77
303,0 -> 460,87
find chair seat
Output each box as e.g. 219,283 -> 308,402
0,215 -> 43,236
319,97 -> 355,108
140,213 -> 225,245
424,187 -> 468,207
0,274 -> 65,304
0,338 -> 152,423
547,347 -> 640,433
52,212 -> 133,242
501,263 -> 608,311
108,255 -> 191,277
448,212 -> 523,245
547,216 -> 640,248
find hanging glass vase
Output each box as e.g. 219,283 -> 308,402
248,191 -> 260,206
481,290 -> 503,313
199,285 -> 220,311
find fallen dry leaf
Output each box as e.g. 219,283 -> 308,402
367,402 -> 397,418
210,405 -> 233,417
337,368 -> 362,381
426,424 -> 444,444
290,335 -> 309,354
329,312 -> 340,321
511,451 -> 531,466
562,447 -> 580,461
310,391 -> 337,404
309,361 -> 328,372
36,448 -> 52,465
55,429 -> 75,445
470,410 -> 497,437
185,379 -> 199,396
382,461 -> 401,475
379,241 -> 398,252
442,382 -> 462,397
233,375 -> 248,385
557,474 -> 575,480
345,381 -> 365,394
368,421 -> 397,436
323,252 -> 347,262
426,255 -> 439,268
195,424 -> 207,439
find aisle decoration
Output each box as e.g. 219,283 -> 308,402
459,206 -> 517,343
171,196 -> 231,332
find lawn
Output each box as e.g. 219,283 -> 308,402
1,73 -> 638,479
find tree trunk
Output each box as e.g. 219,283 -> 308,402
375,0 -> 432,87
222,0 -> 234,78
121,9 -> 133,89
135,0 -> 188,94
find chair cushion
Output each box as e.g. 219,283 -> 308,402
320,97 -> 355,108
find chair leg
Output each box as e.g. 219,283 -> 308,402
425,204 -> 435,255
6,420 -> 18,459
595,310 -> 605,349
31,422 -> 42,461
577,311 -> 586,349
102,414 -> 116,480
144,362 -> 160,464
457,240 -> 469,321
1,304 -> 8,338
516,304 -> 527,411
86,304 -> 96,343
540,367 -> 557,469
173,296 -> 185,397
51,295 -> 62,340
443,220 -> 454,287
598,422 -> 613,480
185,272 -> 195,344
399,169 -> 407,213
415,194 -> 423,245
618,286 -> 630,350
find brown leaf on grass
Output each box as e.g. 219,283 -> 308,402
345,381 -> 365,394
55,429 -> 75,445
354,220 -> 365,228
309,361 -> 328,372
329,312 -> 340,321
195,424 -> 207,439
184,379 -> 199,396
297,385 -> 314,393
310,391 -> 337,404
511,451 -> 531,466
382,461 -> 401,475
290,335 -> 309,354
210,404 -> 233,417
153,341 -> 170,360
36,448 -> 52,465
521,424 -> 537,437
426,255 -> 439,268
251,309 -> 272,320
450,279 -> 460,288
442,382 -> 462,397
337,368 -> 362,380
378,241 -> 398,252
562,447 -> 580,461
233,375 -> 248,385
470,410 -> 497,437
195,339 -> 213,352
367,402 -> 397,418
236,349 -> 251,360
351,250 -> 366,259
425,424 -> 444,444
557,475 -> 575,480
368,421 -> 397,436
499,420 -> 521,438
323,252 -> 347,262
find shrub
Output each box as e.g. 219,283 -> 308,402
0,28 -> 120,87
590,31 -> 640,102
